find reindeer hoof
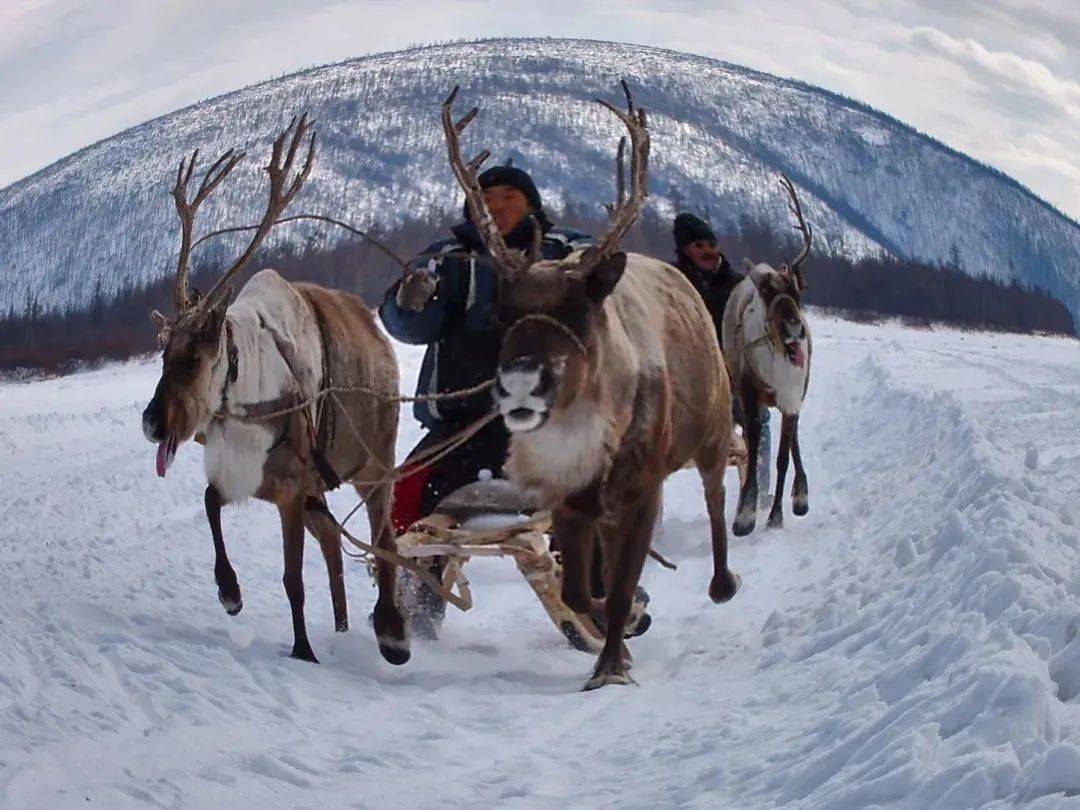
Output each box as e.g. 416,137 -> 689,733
374,599 -> 411,666
335,618 -> 349,633
218,591 -> 243,616
766,510 -> 783,530
582,669 -> 636,691
732,514 -> 756,537
793,498 -> 809,517
290,644 -> 319,664
709,570 -> 741,603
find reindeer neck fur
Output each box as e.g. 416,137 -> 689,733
505,396 -> 616,505
201,270 -> 323,503
732,279 -> 810,415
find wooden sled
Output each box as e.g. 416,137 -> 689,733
394,480 -> 608,653
394,437 -> 747,653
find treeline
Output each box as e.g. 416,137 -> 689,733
0,209 -> 1073,374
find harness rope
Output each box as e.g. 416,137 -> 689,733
503,313 -> 589,359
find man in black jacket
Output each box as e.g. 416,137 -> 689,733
380,166 -> 592,533
672,212 -> 771,497
673,212 -> 744,346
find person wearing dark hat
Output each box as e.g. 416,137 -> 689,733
672,211 -> 771,499
379,165 -> 593,636
673,212 -> 744,345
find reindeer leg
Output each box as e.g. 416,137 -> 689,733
303,498 -> 348,634
767,415 -> 795,529
790,415 -> 809,516
279,496 -> 317,663
733,386 -> 761,536
554,479 -> 601,615
583,477 -> 661,691
205,484 -> 242,615
363,481 -> 410,666
697,441 -> 740,604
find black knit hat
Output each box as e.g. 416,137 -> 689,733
673,212 -> 717,250
477,165 -> 543,212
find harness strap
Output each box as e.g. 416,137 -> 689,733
734,293 -> 776,395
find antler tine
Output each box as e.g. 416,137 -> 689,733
579,81 -> 650,275
621,78 -> 634,114
196,113 -> 318,312
171,151 -> 199,314
778,173 -> 812,288
170,146 -> 247,315
194,149 -> 245,204
440,86 -> 525,278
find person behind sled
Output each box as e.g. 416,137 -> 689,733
672,212 -> 771,496
380,164 -> 602,638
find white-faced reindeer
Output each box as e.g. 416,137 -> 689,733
141,116 -> 409,665
437,84 -> 739,690
722,174 -> 813,536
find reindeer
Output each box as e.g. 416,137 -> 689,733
141,115 -> 409,666
435,83 -> 739,690
722,174 -> 813,536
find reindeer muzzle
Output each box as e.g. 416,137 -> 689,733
782,321 -> 807,368
495,358 -> 553,433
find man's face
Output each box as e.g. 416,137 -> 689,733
483,185 -> 532,236
683,239 -> 720,273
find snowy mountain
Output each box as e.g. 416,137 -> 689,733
1,38 -> 1078,317
3,319 -> 1080,805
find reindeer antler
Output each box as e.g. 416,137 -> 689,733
195,113 -> 317,313
441,87 -> 539,279
778,173 -> 812,291
172,148 -> 246,313
576,80 -> 650,278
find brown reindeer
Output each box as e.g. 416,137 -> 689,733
141,115 -> 409,665
438,84 -> 739,690
722,174 -> 813,536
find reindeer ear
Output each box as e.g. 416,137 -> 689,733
150,309 -> 169,328
584,252 -> 627,303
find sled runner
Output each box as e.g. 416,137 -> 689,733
393,479 -> 610,652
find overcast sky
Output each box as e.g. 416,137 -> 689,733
1,0 -> 1077,219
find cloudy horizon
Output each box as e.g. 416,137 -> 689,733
1,0 -> 1077,220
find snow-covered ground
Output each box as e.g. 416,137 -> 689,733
1,315 -> 1079,808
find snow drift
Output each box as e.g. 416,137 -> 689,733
1,315 -> 1079,807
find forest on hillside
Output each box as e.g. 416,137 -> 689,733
1,209 -> 1073,374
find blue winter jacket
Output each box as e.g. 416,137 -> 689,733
380,216 -> 593,428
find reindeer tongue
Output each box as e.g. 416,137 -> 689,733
156,437 -> 176,478
790,343 -> 806,368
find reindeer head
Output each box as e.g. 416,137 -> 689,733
493,252 -> 629,431
440,82 -> 649,433
743,173 -> 814,369
142,115 -> 316,477
745,260 -> 808,367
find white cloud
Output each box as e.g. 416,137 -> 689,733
0,0 -> 1077,219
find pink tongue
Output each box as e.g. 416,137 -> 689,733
156,441 -> 170,478
791,344 -> 806,367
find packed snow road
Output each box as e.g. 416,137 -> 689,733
1,316 -> 1078,808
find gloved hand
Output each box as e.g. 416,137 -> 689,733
395,258 -> 439,312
